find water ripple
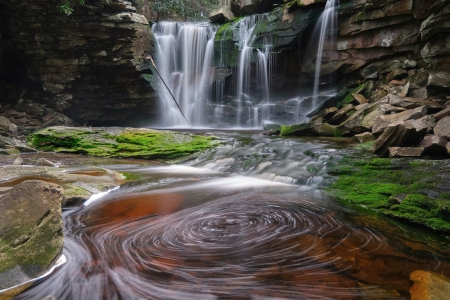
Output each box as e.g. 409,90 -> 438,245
17,193 -> 404,300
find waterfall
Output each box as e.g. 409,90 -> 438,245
151,15 -> 281,128
152,22 -> 215,127
312,0 -> 339,102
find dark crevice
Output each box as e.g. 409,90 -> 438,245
36,209 -> 52,228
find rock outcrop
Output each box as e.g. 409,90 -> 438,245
0,0 -> 157,131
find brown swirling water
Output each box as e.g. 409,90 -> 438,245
13,132 -> 450,299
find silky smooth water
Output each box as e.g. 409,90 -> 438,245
312,0 -> 339,103
12,132 -> 450,300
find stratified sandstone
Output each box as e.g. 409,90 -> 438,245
0,0 -> 157,130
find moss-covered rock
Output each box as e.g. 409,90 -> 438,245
328,144 -> 450,231
0,181 -> 64,290
280,123 -> 314,136
337,81 -> 372,108
27,126 -> 222,161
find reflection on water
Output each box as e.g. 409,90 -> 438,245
13,132 -> 450,299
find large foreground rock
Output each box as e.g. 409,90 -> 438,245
0,181 -> 64,291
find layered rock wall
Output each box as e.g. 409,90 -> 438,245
0,0 -> 157,132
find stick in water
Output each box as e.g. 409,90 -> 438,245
146,55 -> 192,127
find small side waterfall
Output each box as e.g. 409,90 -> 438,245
152,22 -> 216,127
234,15 -> 273,127
312,0 -> 339,102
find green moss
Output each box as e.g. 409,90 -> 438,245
280,123 -> 313,136
328,155 -> 450,231
28,127 -> 222,161
337,82 -> 369,108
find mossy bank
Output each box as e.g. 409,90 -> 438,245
27,127 -> 222,161
328,142 -> 450,231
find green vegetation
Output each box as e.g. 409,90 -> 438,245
27,127 -> 222,160
280,123 -> 313,136
134,0 -> 221,21
337,82 -> 370,108
59,0 -> 111,15
328,144 -> 450,231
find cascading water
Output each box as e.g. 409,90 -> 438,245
151,2 -> 339,129
152,15 -> 275,129
312,0 -> 339,102
152,22 -> 215,127
13,133 -> 450,299
234,15 -> 273,127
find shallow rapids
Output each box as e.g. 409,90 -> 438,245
14,132 -> 450,299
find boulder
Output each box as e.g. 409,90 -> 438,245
310,107 -> 338,123
372,106 -> 427,135
419,135 -> 449,156
0,117 -> 12,132
388,147 -> 424,157
353,132 -> 375,143
312,123 -> 337,137
328,104 -> 355,125
427,72 -> 450,91
280,123 -> 314,136
388,94 -> 443,110
369,90 -> 387,102
372,119 -> 428,156
410,270 -> 450,300
337,103 -> 381,135
434,116 -> 450,139
230,0 -> 284,16
12,157 -> 23,165
352,93 -> 367,104
379,104 -> 406,114
209,6 -> 235,23
433,107 -> 450,121
0,181 -> 64,291
386,68 -> 408,81
35,158 -> 58,167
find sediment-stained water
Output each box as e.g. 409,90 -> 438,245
13,132 -> 450,299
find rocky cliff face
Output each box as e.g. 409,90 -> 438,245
213,0 -> 450,103
0,0 -> 157,133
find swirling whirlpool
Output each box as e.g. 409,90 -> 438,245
17,189 -> 415,300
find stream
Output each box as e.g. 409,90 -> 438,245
11,131 -> 450,299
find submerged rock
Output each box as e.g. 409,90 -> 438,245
410,270 -> 450,300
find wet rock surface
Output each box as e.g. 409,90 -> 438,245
27,126 -> 223,161
0,181 -> 64,291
